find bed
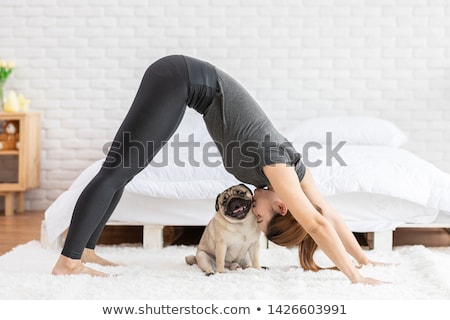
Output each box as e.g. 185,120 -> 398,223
41,111 -> 450,251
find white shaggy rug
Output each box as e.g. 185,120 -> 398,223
0,241 -> 449,300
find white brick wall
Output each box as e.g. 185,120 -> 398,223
0,0 -> 449,210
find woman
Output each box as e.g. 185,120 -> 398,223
52,55 -> 386,284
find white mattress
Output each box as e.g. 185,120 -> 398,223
105,191 -> 440,233
326,193 -> 441,232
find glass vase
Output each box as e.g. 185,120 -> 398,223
0,80 -> 5,111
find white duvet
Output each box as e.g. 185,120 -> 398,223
307,145 -> 450,211
44,114 -> 450,241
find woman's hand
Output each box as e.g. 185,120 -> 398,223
352,260 -> 392,285
367,259 -> 392,267
357,259 -> 392,268
352,276 -> 390,286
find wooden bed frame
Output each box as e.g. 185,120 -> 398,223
40,213 -> 450,252
365,214 -> 450,250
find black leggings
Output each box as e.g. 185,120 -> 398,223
61,55 -> 216,259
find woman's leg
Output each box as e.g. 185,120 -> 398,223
52,55 -> 190,275
84,187 -> 125,252
81,187 -> 125,266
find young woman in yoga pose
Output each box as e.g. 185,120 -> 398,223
52,55 -> 386,284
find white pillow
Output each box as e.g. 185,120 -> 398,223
282,116 -> 408,147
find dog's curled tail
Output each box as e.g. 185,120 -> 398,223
185,255 -> 197,265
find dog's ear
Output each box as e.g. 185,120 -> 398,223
240,183 -> 252,194
215,193 -> 220,212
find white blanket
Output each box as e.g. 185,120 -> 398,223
306,145 -> 450,210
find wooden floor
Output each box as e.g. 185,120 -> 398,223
1,211 -> 449,256
1,211 -> 45,255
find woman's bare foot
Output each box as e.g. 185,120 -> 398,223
81,248 -> 119,266
52,254 -> 109,277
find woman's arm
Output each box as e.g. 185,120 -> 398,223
299,169 -> 370,265
300,169 -> 389,267
263,163 -> 384,284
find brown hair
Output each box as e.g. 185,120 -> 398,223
265,206 -> 330,272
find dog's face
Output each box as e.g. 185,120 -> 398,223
215,184 -> 253,222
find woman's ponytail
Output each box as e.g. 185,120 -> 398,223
266,205 -> 328,272
298,234 -> 321,271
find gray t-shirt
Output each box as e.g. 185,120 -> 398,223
202,68 -> 306,188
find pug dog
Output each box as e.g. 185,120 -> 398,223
185,184 -> 261,276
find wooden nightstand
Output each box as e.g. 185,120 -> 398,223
0,112 -> 41,216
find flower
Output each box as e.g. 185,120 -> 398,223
0,59 -> 15,83
0,59 -> 15,107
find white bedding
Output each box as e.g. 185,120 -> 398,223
44,114 -> 450,242
305,145 -> 450,210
